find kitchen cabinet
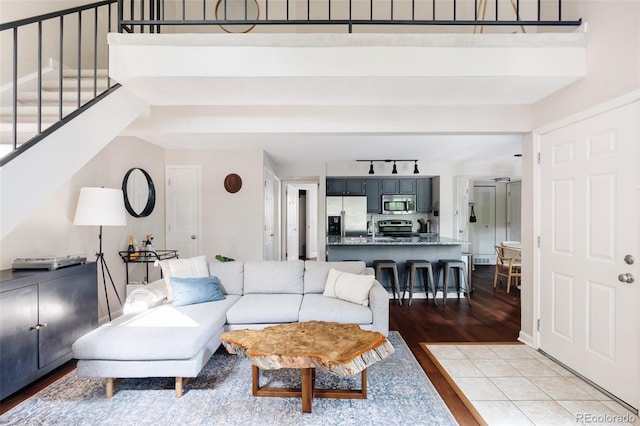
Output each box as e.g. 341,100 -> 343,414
365,179 -> 381,213
0,262 -> 98,399
326,178 -> 366,196
381,178 -> 416,195
416,178 -> 433,212
326,178 -> 345,196
345,179 -> 366,195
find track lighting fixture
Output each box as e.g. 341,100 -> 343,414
357,159 -> 420,175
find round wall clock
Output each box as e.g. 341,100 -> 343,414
224,173 -> 242,193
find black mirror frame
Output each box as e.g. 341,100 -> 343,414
122,168 -> 156,218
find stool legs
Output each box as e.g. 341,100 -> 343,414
403,263 -> 437,307
375,263 -> 402,306
439,261 -> 472,306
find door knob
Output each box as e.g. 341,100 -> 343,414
618,273 -> 635,284
191,235 -> 197,240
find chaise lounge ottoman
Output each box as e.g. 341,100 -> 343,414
72,291 -> 240,397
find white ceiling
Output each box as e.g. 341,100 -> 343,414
111,32 -> 585,167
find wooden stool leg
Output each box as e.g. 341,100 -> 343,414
106,378 -> 113,398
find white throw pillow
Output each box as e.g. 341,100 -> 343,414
323,268 -> 374,306
158,255 -> 209,302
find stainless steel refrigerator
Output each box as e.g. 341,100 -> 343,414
326,196 -> 368,236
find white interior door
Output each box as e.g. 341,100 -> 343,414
455,177 -> 471,251
166,165 -> 200,259
472,186 -> 497,261
507,181 -> 522,242
263,169 -> 277,261
286,185 -> 299,261
539,101 -> 639,410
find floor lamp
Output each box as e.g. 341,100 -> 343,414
74,187 -> 127,321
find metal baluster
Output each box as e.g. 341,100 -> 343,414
94,8 -> 98,98
38,21 -> 42,135
59,16 -> 64,120
12,27 -> 18,151
77,11 -> 82,109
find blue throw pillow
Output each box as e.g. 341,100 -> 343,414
170,276 -> 225,306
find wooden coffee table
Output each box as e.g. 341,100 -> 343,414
220,321 -> 394,413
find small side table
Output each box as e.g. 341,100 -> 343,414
118,250 -> 178,285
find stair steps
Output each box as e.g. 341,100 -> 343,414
0,69 -> 111,149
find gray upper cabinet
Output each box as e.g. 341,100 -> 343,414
326,178 -> 345,196
399,179 -> 416,194
382,178 -> 415,195
381,179 -> 398,194
365,179 -> 381,213
326,178 -> 366,196
345,179 -> 366,195
416,178 -> 433,212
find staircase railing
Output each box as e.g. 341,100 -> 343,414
0,0 -> 119,166
118,0 -> 581,33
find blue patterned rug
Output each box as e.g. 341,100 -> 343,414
0,332 -> 456,426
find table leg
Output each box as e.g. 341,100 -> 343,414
301,368 -> 313,413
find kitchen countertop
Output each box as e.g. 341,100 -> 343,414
326,235 -> 469,246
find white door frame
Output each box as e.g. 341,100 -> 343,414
281,179 -> 319,261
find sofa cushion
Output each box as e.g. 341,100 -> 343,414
323,269 -> 374,306
303,261 -> 367,294
170,276 -> 225,307
299,294 -> 373,325
72,295 -> 241,361
208,261 -> 244,295
158,255 -> 210,302
243,260 -> 304,294
226,294 -> 303,324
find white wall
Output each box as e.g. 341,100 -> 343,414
533,1 -> 640,126
163,149 -> 265,262
0,136 -> 165,322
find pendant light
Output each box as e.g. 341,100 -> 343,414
413,160 -> 419,174
392,161 -> 398,174
369,161 -> 375,174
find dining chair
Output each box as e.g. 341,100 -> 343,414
493,244 -> 522,293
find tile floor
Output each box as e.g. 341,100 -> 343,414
423,343 -> 638,426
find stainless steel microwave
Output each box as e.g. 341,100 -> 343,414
382,195 -> 416,214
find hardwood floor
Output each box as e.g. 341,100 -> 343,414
1,265 -> 520,423
390,265 -> 522,425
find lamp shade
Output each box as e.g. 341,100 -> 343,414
74,187 -> 127,226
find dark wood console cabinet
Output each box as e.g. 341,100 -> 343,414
0,262 -> 97,400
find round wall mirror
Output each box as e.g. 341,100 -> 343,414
122,168 -> 156,218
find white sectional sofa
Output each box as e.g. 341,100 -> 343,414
72,259 -> 389,397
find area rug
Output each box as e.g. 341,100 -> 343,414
0,332 -> 456,426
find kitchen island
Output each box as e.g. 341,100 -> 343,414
326,235 -> 470,299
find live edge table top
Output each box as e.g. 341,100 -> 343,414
220,321 -> 394,376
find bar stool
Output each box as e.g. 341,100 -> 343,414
373,260 -> 402,305
403,259 -> 437,307
438,259 -> 472,305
